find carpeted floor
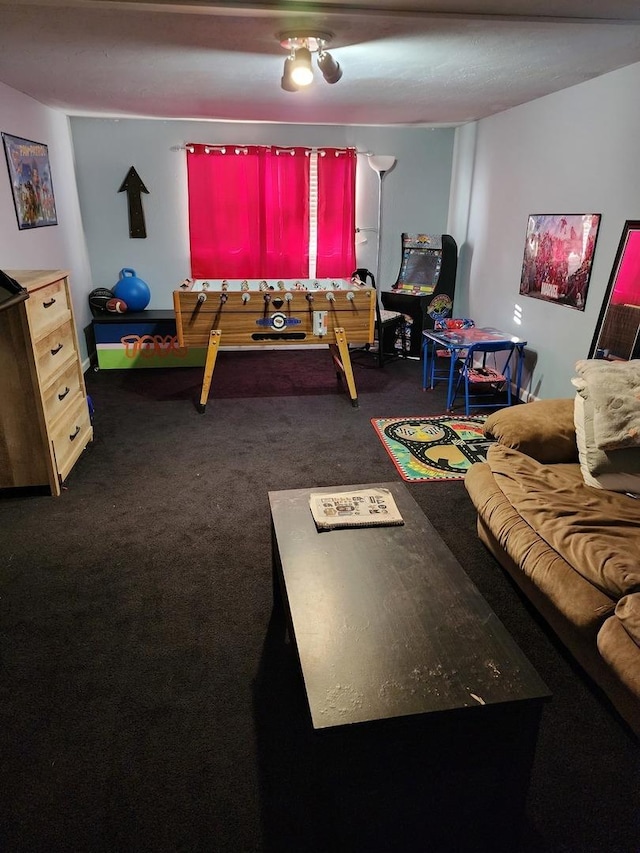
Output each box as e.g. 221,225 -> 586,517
1,349 -> 637,853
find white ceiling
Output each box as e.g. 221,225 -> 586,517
2,1 -> 640,126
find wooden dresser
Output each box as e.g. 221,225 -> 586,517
0,270 -> 93,496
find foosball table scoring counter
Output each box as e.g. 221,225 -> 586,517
173,277 -> 376,412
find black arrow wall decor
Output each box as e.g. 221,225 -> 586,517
118,166 -> 149,238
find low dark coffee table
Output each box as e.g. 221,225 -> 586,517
269,481 -> 550,852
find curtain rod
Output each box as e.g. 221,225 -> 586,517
170,144 -> 372,155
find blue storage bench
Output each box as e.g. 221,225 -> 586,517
92,310 -> 206,369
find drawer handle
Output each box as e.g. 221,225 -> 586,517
43,297 -> 57,308
58,386 -> 70,401
51,342 -> 64,356
69,425 -> 81,441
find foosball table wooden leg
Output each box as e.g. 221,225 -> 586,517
331,327 -> 359,408
198,329 -> 222,413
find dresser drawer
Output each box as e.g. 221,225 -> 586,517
42,360 -> 84,425
27,277 -> 72,339
50,396 -> 92,480
35,320 -> 77,388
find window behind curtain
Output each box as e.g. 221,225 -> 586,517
187,144 -> 355,279
315,148 -> 356,277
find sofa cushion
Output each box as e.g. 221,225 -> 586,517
483,399 -> 577,464
465,461 -> 616,632
574,392 -> 640,494
483,444 -> 640,598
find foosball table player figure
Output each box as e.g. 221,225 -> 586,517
173,276 -> 376,412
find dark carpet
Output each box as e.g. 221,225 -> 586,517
1,349 -> 637,853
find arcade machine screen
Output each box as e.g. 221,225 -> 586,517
397,248 -> 442,294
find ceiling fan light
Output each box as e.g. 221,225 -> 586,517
281,56 -> 299,92
290,47 -> 313,87
317,50 -> 342,84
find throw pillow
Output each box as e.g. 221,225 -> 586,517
574,359 -> 640,451
483,399 -> 577,463
573,390 -> 640,494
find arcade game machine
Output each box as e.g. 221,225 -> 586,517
381,233 -> 458,357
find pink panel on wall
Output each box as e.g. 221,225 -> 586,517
612,230 -> 640,306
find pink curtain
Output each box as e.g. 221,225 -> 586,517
187,144 -> 354,279
188,145 -> 262,279
316,148 -> 356,277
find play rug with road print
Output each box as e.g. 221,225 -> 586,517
371,414 -> 493,482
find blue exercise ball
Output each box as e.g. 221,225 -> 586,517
113,268 -> 151,312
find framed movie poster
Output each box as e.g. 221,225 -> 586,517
519,213 -> 601,311
2,132 -> 58,229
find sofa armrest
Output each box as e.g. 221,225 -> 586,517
597,596 -> 640,733
483,399 -> 578,463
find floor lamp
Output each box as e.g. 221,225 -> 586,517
367,154 -> 397,291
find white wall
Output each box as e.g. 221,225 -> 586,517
0,82 -> 93,363
449,62 -> 640,400
69,118 -> 455,306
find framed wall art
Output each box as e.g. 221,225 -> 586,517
518,213 -> 601,311
589,220 -> 640,360
2,132 -> 58,229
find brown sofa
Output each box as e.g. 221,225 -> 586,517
464,398 -> 640,736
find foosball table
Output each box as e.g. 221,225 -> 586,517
173,277 -> 376,412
